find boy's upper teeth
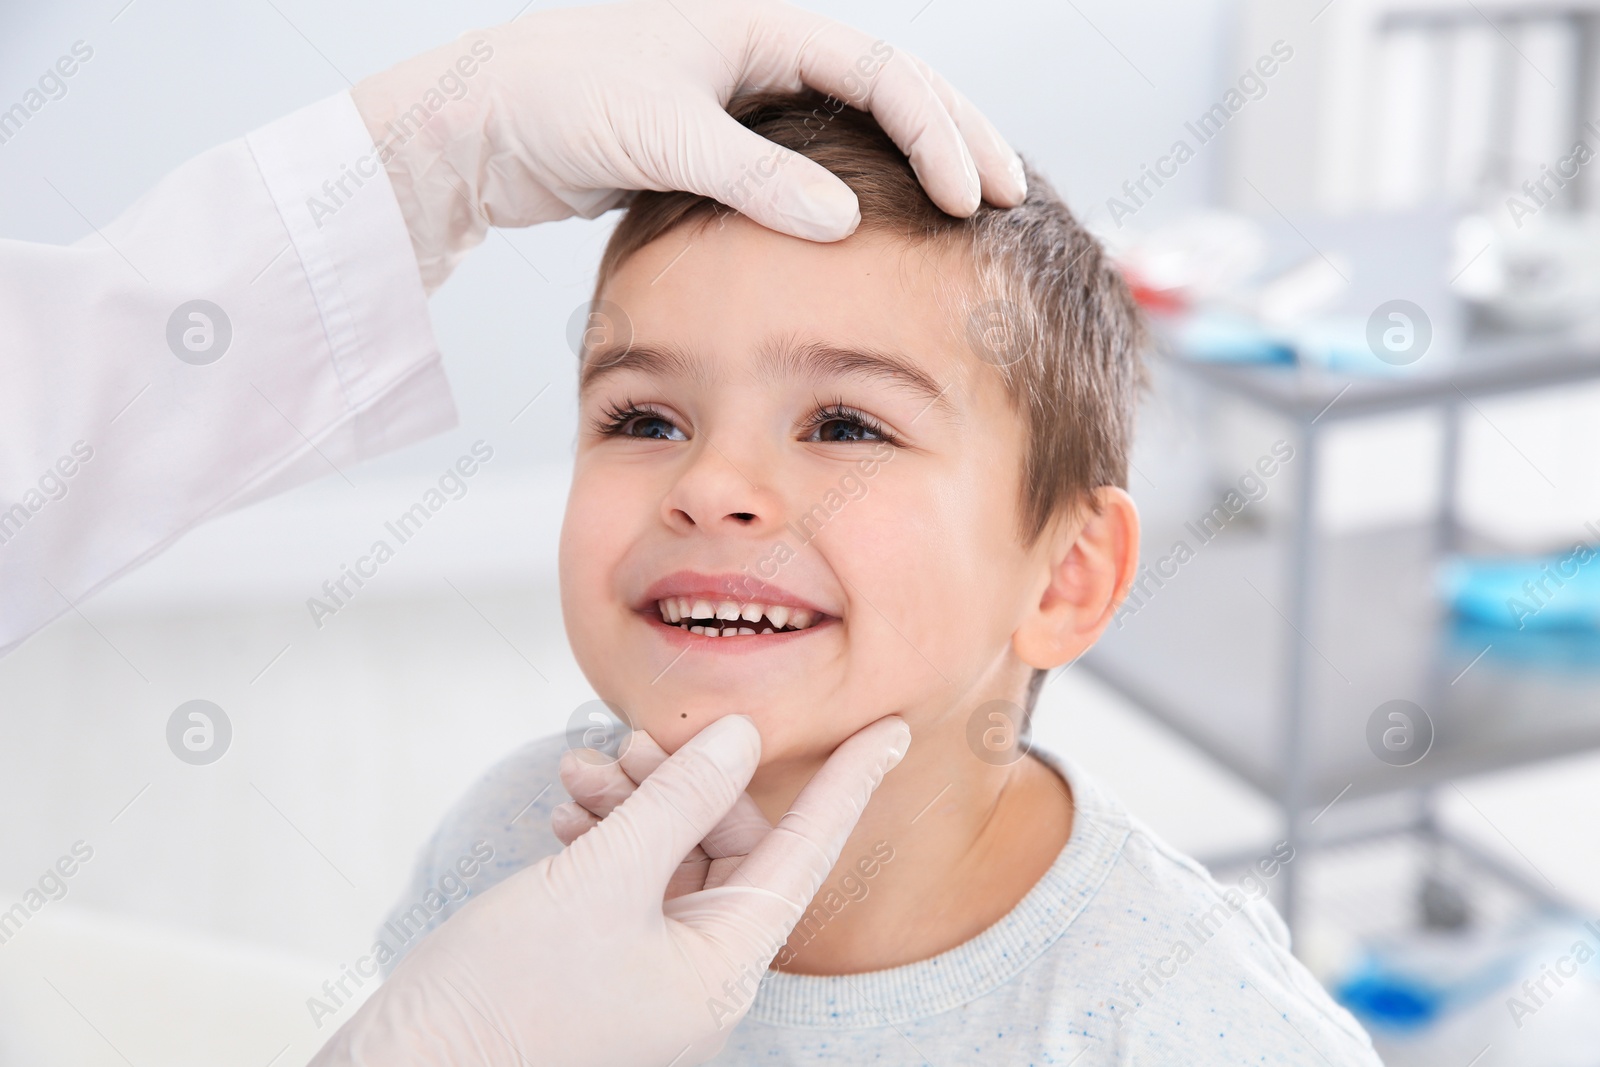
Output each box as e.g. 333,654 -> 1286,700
657,596 -> 819,633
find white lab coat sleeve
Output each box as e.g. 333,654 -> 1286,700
0,92 -> 456,657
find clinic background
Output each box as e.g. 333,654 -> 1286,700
4,0 -> 1600,1064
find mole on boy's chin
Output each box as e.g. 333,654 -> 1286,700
630,702 -> 851,763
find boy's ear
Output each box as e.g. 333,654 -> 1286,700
1012,486 -> 1140,670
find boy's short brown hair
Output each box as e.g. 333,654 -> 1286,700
592,89 -> 1146,548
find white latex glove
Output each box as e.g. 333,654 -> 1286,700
350,0 -> 1027,291
311,713 -> 910,1067
553,728 -> 775,900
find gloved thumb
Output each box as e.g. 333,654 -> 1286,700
660,716 -> 911,958
684,107 -> 862,242
565,714 -> 765,899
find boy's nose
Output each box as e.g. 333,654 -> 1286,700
661,439 -> 781,535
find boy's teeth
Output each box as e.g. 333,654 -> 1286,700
655,597 -> 824,635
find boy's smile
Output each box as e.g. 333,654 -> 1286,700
558,213 -> 1048,769
639,571 -> 836,644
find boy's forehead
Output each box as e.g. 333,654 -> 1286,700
587,215 -> 978,401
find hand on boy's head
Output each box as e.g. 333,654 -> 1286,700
353,0 -> 1027,290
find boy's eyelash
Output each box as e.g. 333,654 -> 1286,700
592,400 -> 671,436
806,402 -> 903,445
589,399 -> 902,444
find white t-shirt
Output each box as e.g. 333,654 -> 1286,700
382,736 -> 1383,1065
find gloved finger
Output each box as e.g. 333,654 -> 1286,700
683,105 -> 863,241
666,854 -> 712,900
565,713 -> 763,899
620,728 -> 772,862
703,853 -> 748,892
758,11 -> 984,217
671,716 -> 909,945
618,728 -> 671,785
550,800 -> 601,846
902,52 -> 1027,207
561,727 -> 743,900
559,798 -> 714,896
700,794 -> 773,861
558,747 -> 642,819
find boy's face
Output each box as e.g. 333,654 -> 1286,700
560,215 -> 1047,767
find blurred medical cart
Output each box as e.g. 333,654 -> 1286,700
1083,296 -> 1600,940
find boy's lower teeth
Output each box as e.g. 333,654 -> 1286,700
678,622 -> 786,636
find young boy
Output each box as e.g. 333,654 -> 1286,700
383,91 -> 1382,1064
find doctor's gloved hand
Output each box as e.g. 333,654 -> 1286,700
350,0 -> 1026,291
552,727 -> 775,902
310,714 -> 910,1067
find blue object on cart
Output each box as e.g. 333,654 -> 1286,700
1175,311 -> 1295,364
1336,967 -> 1449,1030
1438,550 -> 1600,632
1334,930 -> 1530,1034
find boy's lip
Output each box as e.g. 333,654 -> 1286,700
634,570 -> 839,652
635,570 -> 835,618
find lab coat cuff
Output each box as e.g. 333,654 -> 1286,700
245,91 -> 456,459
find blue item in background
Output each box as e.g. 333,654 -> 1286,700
1438,547 -> 1600,632
1335,930 -> 1524,1035
1333,916 -> 1600,1067
1174,310 -> 1429,375
1174,311 -> 1295,364
1446,618 -> 1600,674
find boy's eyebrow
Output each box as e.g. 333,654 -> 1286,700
581,338 -> 956,417
580,341 -> 708,392
760,341 -> 956,417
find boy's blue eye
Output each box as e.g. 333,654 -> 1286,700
812,416 -> 880,442
807,405 -> 894,444
627,415 -> 684,440
595,403 -> 688,441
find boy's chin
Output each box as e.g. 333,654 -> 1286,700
631,701 -> 858,767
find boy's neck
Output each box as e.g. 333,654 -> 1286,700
746,717 -> 1074,976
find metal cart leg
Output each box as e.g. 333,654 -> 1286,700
1279,422 -> 1319,939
